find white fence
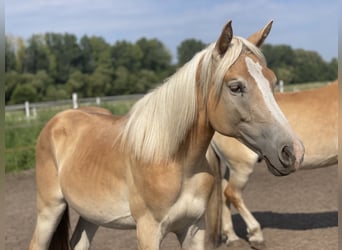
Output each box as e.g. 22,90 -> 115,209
5,93 -> 144,118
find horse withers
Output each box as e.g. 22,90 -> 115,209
208,81 -> 337,248
29,20 -> 304,250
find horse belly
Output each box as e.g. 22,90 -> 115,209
65,191 -> 136,229
59,166 -> 136,229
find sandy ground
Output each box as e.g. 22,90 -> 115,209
5,162 -> 337,249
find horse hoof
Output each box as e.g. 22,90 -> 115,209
220,234 -> 228,244
250,240 -> 266,250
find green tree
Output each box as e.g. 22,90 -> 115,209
5,71 -> 21,103
6,71 -> 54,103
133,69 -> 158,93
80,36 -> 111,74
5,36 -> 16,72
6,73 -> 36,104
65,70 -> 86,96
10,83 -> 37,104
79,36 -> 96,73
136,38 -> 172,72
45,85 -> 69,100
275,67 -> 294,84
44,33 -> 82,83
262,44 -> 295,68
15,37 -> 26,73
23,35 -> 49,73
111,66 -> 130,94
292,49 -> 327,83
177,39 -> 206,66
5,31 -> 338,105
111,40 -> 143,72
326,58 -> 337,80
33,70 -> 55,101
86,65 -> 113,97
262,44 -> 336,84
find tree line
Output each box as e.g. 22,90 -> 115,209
5,33 -> 337,104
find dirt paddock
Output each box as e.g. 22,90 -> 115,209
5,162 -> 337,249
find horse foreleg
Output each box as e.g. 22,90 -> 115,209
70,217 -> 99,250
224,182 -> 265,248
136,215 -> 163,250
176,218 -> 206,250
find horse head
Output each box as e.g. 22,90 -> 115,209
204,21 -> 304,176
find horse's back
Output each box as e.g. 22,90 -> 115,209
37,108 -> 122,159
77,106 -> 114,116
275,82 -> 338,167
36,108 -> 126,184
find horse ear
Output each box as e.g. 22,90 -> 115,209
247,20 -> 273,47
214,20 -> 233,57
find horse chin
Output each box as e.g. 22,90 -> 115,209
264,156 -> 290,177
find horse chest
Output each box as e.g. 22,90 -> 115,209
160,171 -> 215,230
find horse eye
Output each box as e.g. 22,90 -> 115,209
228,82 -> 244,94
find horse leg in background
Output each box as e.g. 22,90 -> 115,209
70,217 -> 99,250
220,178 -> 246,246
224,182 -> 265,249
223,160 -> 265,249
206,144 -> 250,248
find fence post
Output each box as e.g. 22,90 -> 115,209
32,107 -> 37,118
96,97 -> 101,105
279,80 -> 284,93
24,101 -> 30,118
72,93 -> 78,109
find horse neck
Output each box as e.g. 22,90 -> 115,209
177,103 -> 215,170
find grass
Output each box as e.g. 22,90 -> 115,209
6,124 -> 43,172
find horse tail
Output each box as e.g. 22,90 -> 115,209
49,205 -> 70,250
205,142 -> 223,247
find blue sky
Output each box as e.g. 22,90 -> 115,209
5,0 -> 338,62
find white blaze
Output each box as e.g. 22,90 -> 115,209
245,57 -> 287,125
245,57 -> 304,169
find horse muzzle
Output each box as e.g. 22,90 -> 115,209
237,124 -> 305,176
264,141 -> 304,176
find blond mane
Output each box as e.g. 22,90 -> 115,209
119,37 -> 264,164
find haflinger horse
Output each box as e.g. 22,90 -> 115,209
207,81 -> 337,249
29,20 -> 304,250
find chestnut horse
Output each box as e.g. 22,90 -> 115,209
208,81 -> 337,248
29,20 -> 304,250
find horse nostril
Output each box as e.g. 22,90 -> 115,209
280,145 -> 295,168
282,146 -> 290,160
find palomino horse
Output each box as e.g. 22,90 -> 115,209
29,20 -> 304,250
208,81 -> 337,248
